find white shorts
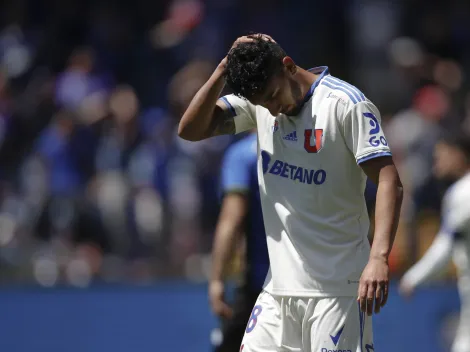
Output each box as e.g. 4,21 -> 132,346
240,291 -> 373,352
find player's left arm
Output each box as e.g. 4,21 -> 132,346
360,156 -> 403,315
342,100 -> 404,316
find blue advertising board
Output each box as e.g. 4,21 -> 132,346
0,282 -> 461,352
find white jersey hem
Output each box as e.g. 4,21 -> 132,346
265,287 -> 358,298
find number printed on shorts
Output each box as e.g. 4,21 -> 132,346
245,305 -> 263,333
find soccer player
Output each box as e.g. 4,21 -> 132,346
179,34 -> 403,352
210,132 -> 269,352
399,134 -> 470,352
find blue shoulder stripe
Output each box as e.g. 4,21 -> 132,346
219,97 -> 237,117
321,81 -> 358,104
324,77 -> 364,103
328,77 -> 366,101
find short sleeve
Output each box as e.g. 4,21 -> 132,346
221,143 -> 251,194
441,188 -> 470,236
342,101 -> 392,164
219,94 -> 257,134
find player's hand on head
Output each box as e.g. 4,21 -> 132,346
230,33 -> 276,50
357,257 -> 390,316
220,33 -> 276,68
209,280 -> 234,319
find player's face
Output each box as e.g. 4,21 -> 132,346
433,142 -> 467,179
251,69 -> 303,116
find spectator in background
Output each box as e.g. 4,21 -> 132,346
94,85 -> 165,270
55,47 -> 111,111
33,109 -> 106,248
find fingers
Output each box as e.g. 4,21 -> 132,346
211,299 -> 233,319
366,282 -> 375,316
358,281 -> 368,313
247,33 -> 275,42
374,283 -> 383,314
231,33 -> 276,50
219,302 -> 234,319
359,279 -> 387,316
381,281 -> 389,306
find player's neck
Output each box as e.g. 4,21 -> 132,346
295,67 -> 320,98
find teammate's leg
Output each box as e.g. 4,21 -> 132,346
215,286 -> 259,352
305,297 -> 373,352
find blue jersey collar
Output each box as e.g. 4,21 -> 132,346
303,66 -> 329,103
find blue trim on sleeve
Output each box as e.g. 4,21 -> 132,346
220,97 -> 237,117
357,151 -> 392,164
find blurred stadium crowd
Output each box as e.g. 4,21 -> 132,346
0,0 -> 469,287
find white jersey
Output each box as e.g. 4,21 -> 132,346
219,66 -> 392,296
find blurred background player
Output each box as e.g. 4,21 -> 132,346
399,133 -> 470,352
209,131 -> 269,352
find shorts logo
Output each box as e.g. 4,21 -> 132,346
304,129 -> 324,153
321,349 -> 351,352
330,325 -> 345,346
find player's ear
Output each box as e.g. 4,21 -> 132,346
282,57 -> 297,75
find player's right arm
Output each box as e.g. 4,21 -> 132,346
178,35 -> 267,141
178,59 -> 234,141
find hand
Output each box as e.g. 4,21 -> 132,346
230,33 -> 275,50
398,280 -> 415,300
209,280 -> 233,319
220,34 -> 276,68
358,256 -> 390,316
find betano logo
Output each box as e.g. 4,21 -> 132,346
261,150 -> 326,185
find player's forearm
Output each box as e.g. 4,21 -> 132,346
211,222 -> 240,282
370,179 -> 403,262
178,60 -> 227,141
401,233 -> 453,287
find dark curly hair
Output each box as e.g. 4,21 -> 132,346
225,35 -> 286,100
